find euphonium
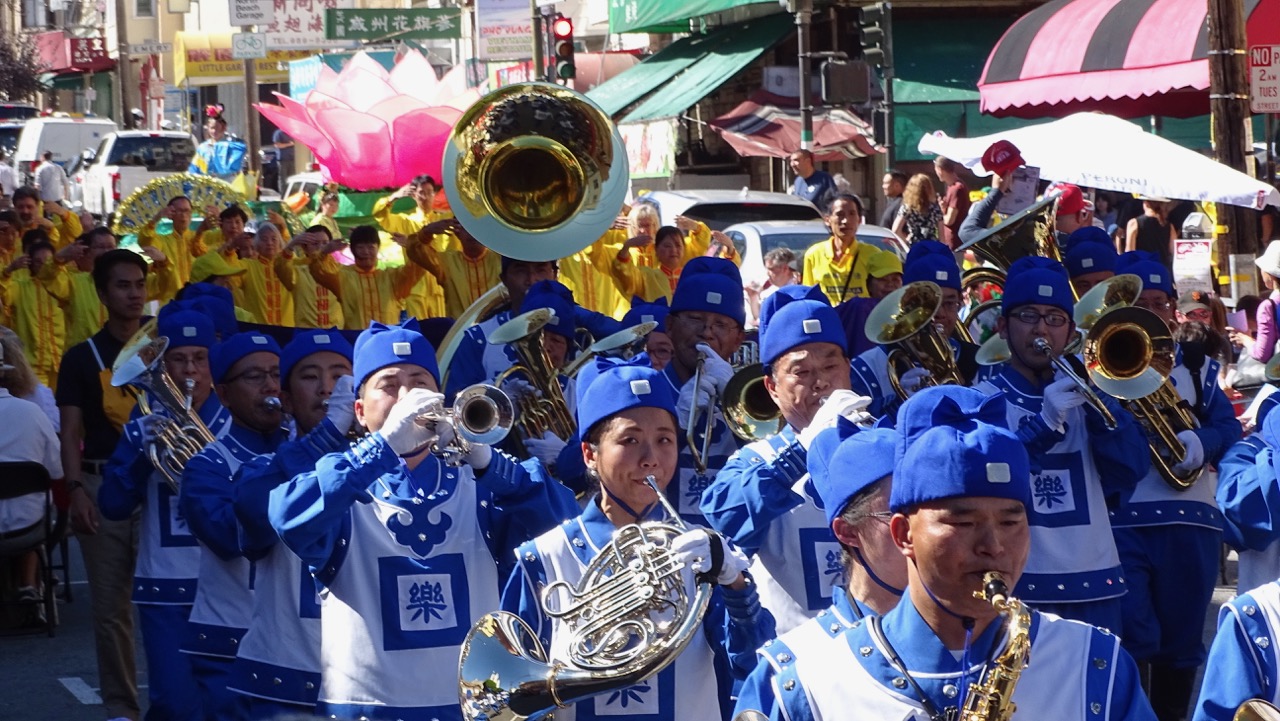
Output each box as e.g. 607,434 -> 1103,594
459,476 -> 712,721
489,308 -> 577,445
961,572 -> 1031,721
414,384 -> 515,467
956,191 -> 1063,297
867,281 -> 966,400
1082,306 -> 1204,490
110,319 -> 217,493
561,320 -> 657,378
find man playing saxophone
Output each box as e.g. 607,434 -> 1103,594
1107,252 -> 1240,721
735,386 -> 1156,721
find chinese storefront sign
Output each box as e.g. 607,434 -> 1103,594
266,0 -> 356,50
69,37 -> 113,71
476,0 -> 533,62
324,8 -> 462,41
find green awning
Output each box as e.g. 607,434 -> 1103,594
586,33 -> 716,117
619,16 -> 792,124
608,0 -> 776,34
893,79 -> 978,105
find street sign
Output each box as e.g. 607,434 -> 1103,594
324,8 -> 462,41
1250,45 -> 1280,114
229,0 -> 273,26
231,32 -> 268,59
127,42 -> 172,55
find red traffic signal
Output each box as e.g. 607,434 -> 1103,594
551,15 -> 575,79
552,17 -> 573,39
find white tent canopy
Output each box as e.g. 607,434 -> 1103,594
917,113 -> 1280,210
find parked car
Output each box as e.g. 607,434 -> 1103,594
0,103 -> 39,122
723,219 -> 907,292
81,131 -> 197,217
0,123 -> 23,159
635,189 -> 823,231
283,171 -> 325,210
15,117 -> 119,180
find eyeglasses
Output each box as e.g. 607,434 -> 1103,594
868,511 -> 894,524
672,313 -> 740,337
1011,309 -> 1070,328
226,369 -> 281,386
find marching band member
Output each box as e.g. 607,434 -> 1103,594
410,217 -> 501,319
737,385 -> 1156,721
701,289 -> 875,632
308,224 -> 426,329
180,331 -> 289,721
99,309 -> 229,721
229,329 -> 354,719
1063,228 -> 1118,298
276,226 -> 344,329
973,256 -> 1149,630
138,196 -> 206,287
444,262 -> 618,401
662,257 -> 749,525
802,194 -> 874,305
502,362 -> 770,719
268,320 -> 576,721
833,247 -> 903,357
621,297 -> 673,370
849,240 -> 978,420
733,422 -> 904,718
372,175 -> 453,319
1196,410 -> 1280,721
1107,251 -> 1240,720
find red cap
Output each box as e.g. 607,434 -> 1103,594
981,140 -> 1023,177
1048,183 -> 1085,215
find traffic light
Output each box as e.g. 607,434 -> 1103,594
858,2 -> 892,69
552,15 -> 575,81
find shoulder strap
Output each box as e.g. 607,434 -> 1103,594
87,337 -> 105,371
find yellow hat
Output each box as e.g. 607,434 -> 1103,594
190,252 -> 247,282
867,249 -> 903,279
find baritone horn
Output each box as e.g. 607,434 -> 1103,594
441,82 -> 629,262
1083,306 -> 1204,490
459,476 -> 711,721
957,191 -> 1062,296
867,281 -> 966,399
489,308 -> 577,445
110,319 -> 217,492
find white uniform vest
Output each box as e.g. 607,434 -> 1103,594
977,372 -> 1124,604
660,363 -> 738,526
186,441 -> 256,653
317,461 -> 499,711
531,518 -> 722,721
231,539 -> 321,678
1236,582 -> 1280,705
782,613 -> 1112,720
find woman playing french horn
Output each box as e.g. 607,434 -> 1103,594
498,361 -> 775,720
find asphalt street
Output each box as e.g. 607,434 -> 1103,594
0,540 -> 1245,720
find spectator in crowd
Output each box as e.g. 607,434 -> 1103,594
0,334 -> 63,606
1095,191 -> 1119,230
57,227 -> 174,349
0,327 -> 59,430
3,229 -> 71,389
58,248 -> 153,721
804,194 -> 875,304
272,128 -> 294,192
879,170 -> 907,227
892,173 -> 943,244
1051,182 -> 1096,238
34,150 -> 68,203
0,152 -> 17,203
1238,241 -> 1280,365
1228,294 -> 1262,364
789,149 -> 837,213
313,191 -> 342,241
746,246 -> 801,326
1126,196 -> 1177,275
934,156 -> 970,250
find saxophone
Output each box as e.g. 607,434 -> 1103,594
960,572 -> 1031,721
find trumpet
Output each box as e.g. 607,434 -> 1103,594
414,384 -> 515,466
1033,337 -> 1118,430
687,350 -> 716,474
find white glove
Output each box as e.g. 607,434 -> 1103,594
899,367 -> 932,396
695,343 -> 734,395
798,389 -> 873,449
137,415 -> 166,445
1040,376 -> 1088,433
670,529 -> 751,586
523,430 -> 567,467
379,388 -> 447,456
676,373 -> 719,428
325,375 -> 356,435
1171,430 -> 1205,475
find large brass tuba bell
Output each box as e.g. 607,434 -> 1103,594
957,191 -> 1063,297
442,82 -> 629,262
867,281 -> 966,399
110,319 -> 217,492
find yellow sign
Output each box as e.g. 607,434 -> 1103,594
174,32 -> 310,86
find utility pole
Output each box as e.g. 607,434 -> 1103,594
796,0 -> 813,149
1208,0 -> 1257,290
530,0 -> 543,81
113,0 -> 134,127
243,26 -> 260,174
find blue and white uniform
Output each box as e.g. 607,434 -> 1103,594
661,362 -> 741,527
849,341 -> 984,421
1218,433 -> 1280,594
738,593 -> 1154,721
974,364 -> 1149,631
269,433 -> 576,721
734,587 -> 869,719
700,425 -> 839,633
1193,580 -> 1280,721
1110,349 -> 1240,668
99,397 -> 231,721
503,500 -> 774,720
228,419 -> 351,716
180,422 -> 289,721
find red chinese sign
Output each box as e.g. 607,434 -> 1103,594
69,37 -> 113,71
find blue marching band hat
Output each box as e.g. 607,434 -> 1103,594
211,331 -> 282,384
353,319 -> 440,390
281,329 -> 354,382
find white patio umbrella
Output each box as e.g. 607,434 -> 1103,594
917,112 -> 1280,210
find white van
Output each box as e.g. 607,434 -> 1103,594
15,117 -> 119,174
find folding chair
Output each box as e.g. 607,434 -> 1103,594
0,461 -> 56,636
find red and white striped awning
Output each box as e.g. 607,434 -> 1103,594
708,91 -> 883,161
978,0 -> 1280,119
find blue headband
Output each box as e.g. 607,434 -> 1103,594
521,280 -> 577,341
671,257 -> 745,327
176,283 -> 238,339
353,319 -> 440,390
758,284 -> 828,337
211,331 -> 282,384
157,309 -> 216,350
1064,226 -> 1112,255
1115,250 -> 1171,295
281,329 -> 354,383
579,365 -> 677,439
1002,256 -> 1074,315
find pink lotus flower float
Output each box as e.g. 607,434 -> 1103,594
255,51 -> 475,191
